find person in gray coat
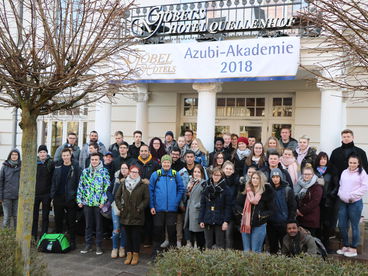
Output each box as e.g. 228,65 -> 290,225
0,149 -> 21,229
184,164 -> 206,250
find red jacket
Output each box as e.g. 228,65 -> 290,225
297,183 -> 323,229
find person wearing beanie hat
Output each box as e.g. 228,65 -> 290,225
232,137 -> 251,176
149,153 -> 185,258
32,144 -> 55,240
161,154 -> 172,164
38,145 -> 48,153
267,168 -> 296,254
164,131 -> 178,155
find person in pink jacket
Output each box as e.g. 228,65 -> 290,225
337,154 -> 368,257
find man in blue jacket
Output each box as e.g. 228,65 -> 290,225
149,155 -> 185,257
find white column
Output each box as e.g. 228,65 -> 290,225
135,84 -> 149,141
94,97 -> 112,147
319,85 -> 344,155
193,82 -> 222,152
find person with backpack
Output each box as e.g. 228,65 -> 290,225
32,145 -> 54,240
0,149 -> 21,229
281,220 -> 319,257
51,148 -> 81,250
267,168 -> 296,254
149,155 -> 185,258
77,153 -> 110,255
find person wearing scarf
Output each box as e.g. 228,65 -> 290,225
295,135 -> 317,173
280,148 -> 299,185
294,165 -> 323,236
199,167 -> 232,249
237,171 -> 274,253
232,137 -> 251,177
115,165 -> 149,265
77,153 -> 110,255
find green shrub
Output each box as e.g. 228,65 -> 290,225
0,228 -> 49,276
149,247 -> 368,276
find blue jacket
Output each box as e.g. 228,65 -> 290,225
149,169 -> 185,212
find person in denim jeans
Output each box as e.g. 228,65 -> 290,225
235,171 -> 274,253
337,155 -> 368,257
110,162 -> 129,258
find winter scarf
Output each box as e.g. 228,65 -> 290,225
237,148 -> 251,160
125,175 -> 141,193
187,177 -> 201,193
280,156 -> 298,185
240,186 -> 262,233
316,166 -> 327,176
252,156 -> 261,164
294,174 -> 318,200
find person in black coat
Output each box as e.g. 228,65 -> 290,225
235,170 -> 274,252
260,152 -> 293,189
51,148 -> 81,249
170,147 -> 185,172
314,152 -> 339,251
330,129 -> 368,178
114,142 -> 137,170
199,167 -> 232,249
267,168 -> 296,254
32,145 -> 55,240
137,145 -> 160,180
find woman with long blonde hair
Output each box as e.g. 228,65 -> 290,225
264,136 -> 282,157
235,171 -> 274,252
190,138 -> 208,167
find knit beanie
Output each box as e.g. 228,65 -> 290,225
38,145 -> 48,153
237,137 -> 249,145
161,154 -> 172,164
270,168 -> 284,181
165,131 -> 174,138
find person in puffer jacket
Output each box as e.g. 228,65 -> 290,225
336,154 -> 368,258
77,153 -> 110,255
0,149 -> 21,229
149,155 -> 185,258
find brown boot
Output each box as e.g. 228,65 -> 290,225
130,252 -> 139,265
124,252 -> 133,265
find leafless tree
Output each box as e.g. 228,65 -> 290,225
299,0 -> 368,98
0,0 -> 136,273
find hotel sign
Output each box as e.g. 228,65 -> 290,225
131,5 -> 298,39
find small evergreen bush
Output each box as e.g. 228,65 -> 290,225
149,247 -> 368,276
0,228 -> 48,276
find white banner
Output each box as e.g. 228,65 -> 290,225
126,37 -> 300,83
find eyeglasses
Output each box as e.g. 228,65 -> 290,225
131,171 -> 139,174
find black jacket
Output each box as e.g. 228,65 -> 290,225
171,159 -> 185,172
330,141 -> 368,178
136,158 -> 160,180
224,174 -> 240,202
36,156 -> 55,196
108,143 -> 120,158
269,180 -> 296,224
234,184 -> 275,228
314,164 -> 339,208
113,154 -> 137,171
232,153 -> 247,177
51,162 -> 81,201
129,142 -> 146,159
0,159 -> 21,200
199,179 -> 232,225
298,147 -> 317,171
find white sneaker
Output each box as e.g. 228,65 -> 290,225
344,248 -> 358,257
160,240 -> 169,248
185,241 -> 192,248
336,247 -> 349,255
177,241 -> 182,248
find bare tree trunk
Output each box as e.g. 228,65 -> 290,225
15,108 -> 38,276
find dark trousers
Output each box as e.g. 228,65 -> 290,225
204,225 -> 225,249
153,212 -> 177,251
144,207 -> 153,245
125,225 -> 143,253
84,206 -> 103,247
53,196 -> 77,242
267,223 -> 286,254
32,195 -> 51,239
189,231 -> 205,250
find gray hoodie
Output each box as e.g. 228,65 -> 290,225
0,149 -> 21,200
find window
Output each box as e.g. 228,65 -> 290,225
272,97 -> 293,117
217,97 -> 265,117
183,97 -> 198,117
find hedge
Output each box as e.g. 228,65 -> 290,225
149,247 -> 368,276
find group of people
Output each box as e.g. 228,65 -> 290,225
0,127 -> 367,265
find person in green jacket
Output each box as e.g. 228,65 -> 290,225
77,153 -> 110,255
